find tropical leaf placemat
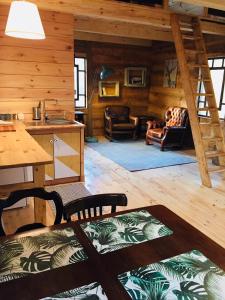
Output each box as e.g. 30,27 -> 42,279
42,282 -> 108,299
80,210 -> 173,254
118,250 -> 225,300
0,227 -> 88,283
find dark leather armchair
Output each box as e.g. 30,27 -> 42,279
104,106 -> 138,141
146,107 -> 193,151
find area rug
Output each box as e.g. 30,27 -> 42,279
46,183 -> 91,213
87,140 -> 196,172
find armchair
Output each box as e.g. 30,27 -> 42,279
104,106 -> 138,141
146,107 -> 192,151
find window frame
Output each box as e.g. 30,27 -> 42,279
74,55 -> 87,109
197,57 -> 225,119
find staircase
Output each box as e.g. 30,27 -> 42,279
171,14 -> 225,188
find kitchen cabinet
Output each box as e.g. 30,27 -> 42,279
32,131 -> 81,184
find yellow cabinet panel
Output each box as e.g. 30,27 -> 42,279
54,132 -> 80,179
33,134 -> 54,181
32,131 -> 81,183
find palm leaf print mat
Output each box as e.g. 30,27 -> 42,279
0,227 -> 88,283
42,282 -> 108,299
118,250 -> 225,300
80,210 -> 173,254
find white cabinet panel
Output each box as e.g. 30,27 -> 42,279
54,134 -> 78,157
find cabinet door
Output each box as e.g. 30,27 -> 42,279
54,132 -> 80,179
32,134 -> 54,181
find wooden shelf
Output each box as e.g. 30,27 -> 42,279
99,81 -> 120,97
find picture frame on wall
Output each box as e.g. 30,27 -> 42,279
124,67 -> 147,87
163,59 -> 178,88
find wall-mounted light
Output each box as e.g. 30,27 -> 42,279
100,66 -> 113,80
5,1 -> 45,40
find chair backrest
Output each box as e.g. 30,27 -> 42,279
0,188 -> 63,236
63,193 -> 128,222
105,106 -> 130,123
165,107 -> 189,127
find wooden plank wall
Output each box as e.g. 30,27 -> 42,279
75,41 -> 152,136
0,5 -> 74,120
148,38 -> 225,119
148,44 -> 186,118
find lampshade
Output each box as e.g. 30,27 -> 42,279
5,1 -> 45,40
100,66 -> 113,80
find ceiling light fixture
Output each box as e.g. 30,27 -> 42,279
5,1 -> 45,40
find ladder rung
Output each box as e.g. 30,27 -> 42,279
205,151 -> 225,158
202,136 -> 223,142
188,64 -> 208,68
200,122 -> 220,127
197,107 -> 217,112
192,78 -> 211,82
208,166 -> 225,173
195,93 -> 213,96
182,34 -> 202,40
184,49 -> 204,54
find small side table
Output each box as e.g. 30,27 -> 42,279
75,111 -> 86,124
135,115 -> 155,138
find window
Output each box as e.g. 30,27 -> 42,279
74,57 -> 87,108
197,57 -> 225,119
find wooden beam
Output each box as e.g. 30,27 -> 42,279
0,0 -> 171,28
173,0 -> 225,11
163,0 -> 169,10
75,16 -> 173,42
201,20 -> 225,36
75,32 -> 152,47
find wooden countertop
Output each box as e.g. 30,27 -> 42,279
0,122 -> 52,169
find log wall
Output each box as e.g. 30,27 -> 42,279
0,5 -> 74,120
75,41 -> 152,136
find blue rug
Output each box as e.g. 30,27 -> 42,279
87,140 -> 196,172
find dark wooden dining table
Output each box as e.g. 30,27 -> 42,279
0,204 -> 225,300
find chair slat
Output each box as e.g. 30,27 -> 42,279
94,207 -> 97,217
99,206 -> 103,215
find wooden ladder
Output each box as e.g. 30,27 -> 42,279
171,14 -> 225,188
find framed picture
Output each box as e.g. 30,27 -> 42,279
163,59 -> 178,88
124,67 -> 147,87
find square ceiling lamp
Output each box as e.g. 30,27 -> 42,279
5,1 -> 45,39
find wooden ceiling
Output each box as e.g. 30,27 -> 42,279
0,0 -> 225,46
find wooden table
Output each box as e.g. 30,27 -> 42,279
0,121 -> 52,224
0,205 -> 224,300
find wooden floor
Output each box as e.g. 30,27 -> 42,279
84,139 -> 225,249
3,138 -> 225,249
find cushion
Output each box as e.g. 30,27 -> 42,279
147,128 -> 164,138
113,123 -> 136,130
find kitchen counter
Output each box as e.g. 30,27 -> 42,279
0,121 -> 54,225
0,121 -> 52,169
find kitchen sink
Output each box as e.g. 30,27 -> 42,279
45,119 -> 76,125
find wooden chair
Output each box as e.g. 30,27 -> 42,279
63,193 -> 128,222
0,188 -> 63,236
